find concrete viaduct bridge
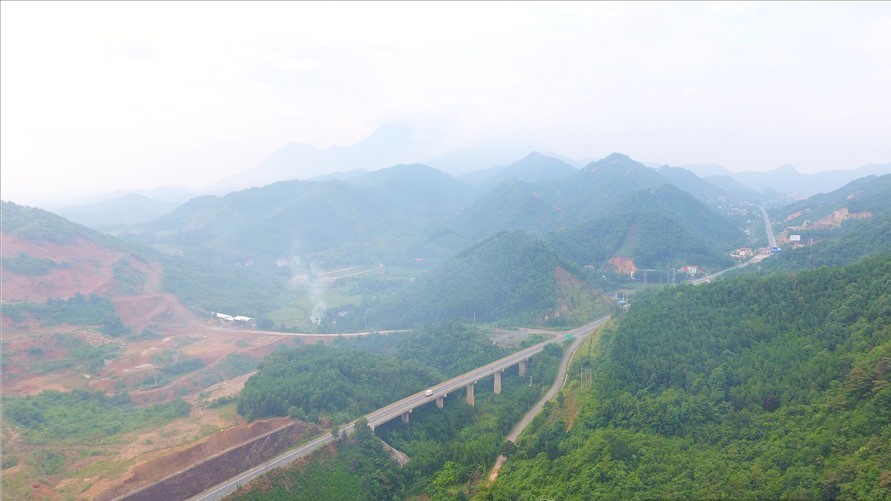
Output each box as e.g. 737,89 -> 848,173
364,316 -> 610,429
367,330 -> 542,428
187,317 -> 609,501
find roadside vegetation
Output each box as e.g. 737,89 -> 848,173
476,252 -> 891,499
226,334 -> 564,500
236,323 -> 508,424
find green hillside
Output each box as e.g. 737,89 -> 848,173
546,153 -> 668,225
236,323 -> 506,423
550,184 -> 744,271
351,163 -> 475,217
140,180 -> 393,263
2,201 -> 140,252
378,230 -> 607,327
479,151 -> 578,187
450,153 -> 683,241
133,165 -> 476,268
1,201 -> 291,321
773,174 -> 891,228
481,253 -> 891,500
760,174 -> 891,272
657,165 -> 732,206
451,180 -> 564,239
450,152 -> 751,245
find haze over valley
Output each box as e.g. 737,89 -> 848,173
2,2 -> 890,500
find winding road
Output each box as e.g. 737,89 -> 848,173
506,315 -> 610,442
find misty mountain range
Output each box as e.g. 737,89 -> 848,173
46,123 -> 890,229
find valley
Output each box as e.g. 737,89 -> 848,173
4,5 -> 890,499
2,155 -> 890,500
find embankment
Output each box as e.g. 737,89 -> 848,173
100,418 -> 319,501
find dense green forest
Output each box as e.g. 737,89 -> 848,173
377,343 -> 563,498
549,184 -> 743,271
228,339 -> 564,500
237,323 -> 508,423
107,155 -> 746,328
3,389 -> 190,444
2,293 -> 130,337
377,231 -> 570,327
132,165 -> 473,268
451,180 -> 564,240
236,344 -> 440,423
0,161 -> 747,331
160,255 -> 288,319
479,253 -> 891,499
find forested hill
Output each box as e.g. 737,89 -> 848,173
450,181 -> 564,240
376,230 -> 609,327
760,173 -> 891,272
461,151 -> 578,188
451,152 -> 741,242
132,164 -> 476,266
0,201 -> 166,303
350,163 -> 475,215
2,201 -> 141,251
657,164 -> 732,205
772,173 -> 891,230
236,323 -> 506,423
548,184 -> 744,271
483,252 -> 891,499
539,152 -> 669,226
452,152 -> 666,241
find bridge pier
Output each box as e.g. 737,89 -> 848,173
436,396 -> 444,409
494,370 -> 502,395
466,383 -> 475,406
519,359 -> 528,376
401,411 -> 410,424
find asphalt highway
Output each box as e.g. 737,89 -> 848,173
186,316 -> 611,501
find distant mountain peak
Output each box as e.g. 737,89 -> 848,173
585,152 -> 649,173
213,122 -> 444,190
459,151 -> 577,188
604,152 -> 633,162
523,151 -> 548,160
777,164 -> 800,174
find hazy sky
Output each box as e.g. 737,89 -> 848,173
2,1 -> 890,206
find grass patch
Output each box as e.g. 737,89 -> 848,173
3,389 -> 190,445
0,470 -> 33,500
72,457 -> 134,480
213,401 -> 240,421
